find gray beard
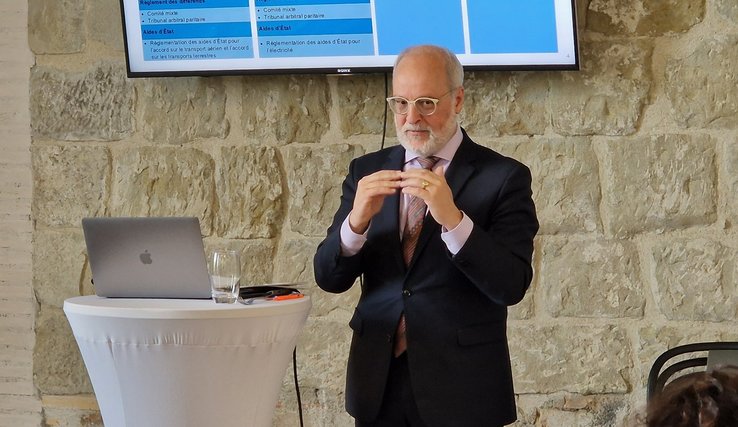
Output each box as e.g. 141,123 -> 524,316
397,119 -> 458,157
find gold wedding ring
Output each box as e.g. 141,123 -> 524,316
422,180 -> 429,190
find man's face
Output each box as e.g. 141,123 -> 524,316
392,52 -> 464,157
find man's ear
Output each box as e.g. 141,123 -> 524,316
454,87 -> 465,114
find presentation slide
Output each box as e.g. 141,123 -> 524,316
123,0 -> 578,75
139,0 -> 253,60
256,0 -> 374,57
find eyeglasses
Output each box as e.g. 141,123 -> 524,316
386,89 -> 456,116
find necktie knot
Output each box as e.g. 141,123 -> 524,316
401,156 -> 440,267
417,156 -> 439,170
395,156 -> 440,357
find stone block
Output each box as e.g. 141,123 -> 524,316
463,72 -> 548,137
41,407 -> 103,427
336,74 -> 386,136
597,134 -> 717,236
716,0 -> 738,23
41,395 -> 102,427
294,317 -> 352,393
33,306 -> 92,394
242,75 -> 330,144
509,240 -> 540,320
574,0 -> 590,28
635,326 -> 724,388
110,147 -> 215,235
536,408 -> 598,427
540,238 -> 644,318
32,145 -> 110,228
726,143 -> 738,229
139,78 -> 229,144
214,146 -> 284,239
274,369 -> 353,427
537,397 -> 629,427
550,40 -> 652,136
28,0 -> 84,54
493,136 -> 601,234
513,394 -> 584,427
272,318 -> 353,426
665,36 -> 738,129
587,0 -> 704,36
511,394 -> 606,427
0,164 -> 31,211
88,0 -> 124,51
33,229 -> 91,308
509,324 -> 631,393
0,397 -> 43,427
272,317 -> 354,425
285,144 -> 365,236
40,395 -> 99,412
650,238 -> 738,322
30,65 -> 134,141
309,281 -> 361,320
202,239 -> 275,287
509,279 -> 535,321
272,237 -> 323,286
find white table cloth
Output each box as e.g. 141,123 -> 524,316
64,295 -> 311,427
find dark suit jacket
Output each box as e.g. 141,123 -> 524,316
313,129 -> 539,427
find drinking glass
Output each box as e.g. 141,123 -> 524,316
209,249 -> 240,303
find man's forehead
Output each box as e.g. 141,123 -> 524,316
395,51 -> 444,70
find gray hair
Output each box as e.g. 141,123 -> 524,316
394,45 -> 464,90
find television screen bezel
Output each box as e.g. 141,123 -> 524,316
119,0 -> 580,78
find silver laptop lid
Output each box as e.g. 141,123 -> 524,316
82,217 -> 211,299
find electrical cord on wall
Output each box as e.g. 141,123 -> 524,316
293,347 -> 304,427
380,72 -> 389,150
291,71 -> 390,426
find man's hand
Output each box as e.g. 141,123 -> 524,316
399,165 -> 462,230
349,170 -> 402,234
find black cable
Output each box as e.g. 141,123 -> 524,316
380,72 -> 389,150
290,71 -> 385,427
371,73 -> 388,289
293,347 -> 304,427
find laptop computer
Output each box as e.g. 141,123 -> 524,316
81,217 -> 211,299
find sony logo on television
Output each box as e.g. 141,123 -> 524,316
336,68 -> 352,73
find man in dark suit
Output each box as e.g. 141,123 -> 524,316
313,44 -> 539,427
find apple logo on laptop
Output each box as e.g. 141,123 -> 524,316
139,250 -> 153,265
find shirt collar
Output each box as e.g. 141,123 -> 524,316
404,125 -> 463,164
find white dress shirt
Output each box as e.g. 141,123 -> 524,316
340,126 -> 473,257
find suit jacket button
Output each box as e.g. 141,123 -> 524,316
386,334 -> 392,343
402,289 -> 412,297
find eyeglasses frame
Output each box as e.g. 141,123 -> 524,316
386,88 -> 457,116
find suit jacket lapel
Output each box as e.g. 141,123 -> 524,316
408,132 -> 477,270
372,147 -> 406,269
445,131 -> 476,199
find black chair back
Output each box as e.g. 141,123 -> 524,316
647,341 -> 738,401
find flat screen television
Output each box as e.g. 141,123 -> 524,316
120,0 -> 579,77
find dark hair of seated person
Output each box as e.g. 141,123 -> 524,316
648,365 -> 738,427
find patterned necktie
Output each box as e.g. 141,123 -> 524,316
401,156 -> 440,265
395,156 -> 439,357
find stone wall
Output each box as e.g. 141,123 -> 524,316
0,1 -> 42,425
21,0 -> 738,426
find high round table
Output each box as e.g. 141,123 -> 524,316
64,295 -> 311,427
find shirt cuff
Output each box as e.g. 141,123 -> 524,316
340,212 -> 368,256
440,212 -> 473,255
